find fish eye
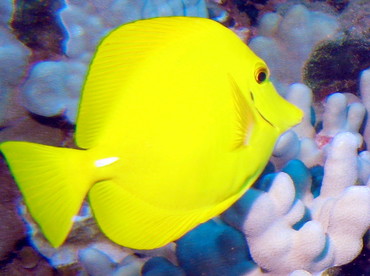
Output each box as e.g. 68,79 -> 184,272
255,67 -> 268,84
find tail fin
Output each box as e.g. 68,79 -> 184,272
0,141 -> 92,247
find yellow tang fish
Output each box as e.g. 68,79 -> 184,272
0,17 -> 302,250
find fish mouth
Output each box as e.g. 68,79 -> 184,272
249,91 -> 274,128
256,108 -> 274,127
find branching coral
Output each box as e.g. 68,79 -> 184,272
222,133 -> 370,275
249,4 -> 339,96
274,68 -> 370,177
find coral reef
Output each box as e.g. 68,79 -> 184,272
11,0 -> 65,61
19,201 -> 132,269
21,60 -> 87,121
176,220 -> 255,275
339,0 -> 370,38
0,0 -> 13,26
0,0 -> 30,126
0,244 -> 55,275
142,257 -> 185,276
79,248 -> 144,276
223,133 -> 370,275
274,68 -> 370,173
361,69 -> 370,148
0,1 -> 56,274
248,4 -> 339,96
0,0 -> 369,275
303,38 -> 370,100
20,0 -> 209,123
0,158 -> 26,262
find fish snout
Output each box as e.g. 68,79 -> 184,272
273,100 -> 304,134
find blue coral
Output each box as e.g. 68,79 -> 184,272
176,220 -> 255,275
142,257 -> 185,276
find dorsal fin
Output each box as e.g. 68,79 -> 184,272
75,17 -> 218,149
229,75 -> 254,149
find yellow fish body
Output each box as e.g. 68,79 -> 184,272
0,17 -> 302,249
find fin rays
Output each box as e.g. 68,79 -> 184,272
88,179 -> 244,249
75,17 -> 224,149
89,180 -> 211,249
229,75 -> 254,149
0,142 -> 92,247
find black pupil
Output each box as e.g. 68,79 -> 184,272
257,71 -> 267,83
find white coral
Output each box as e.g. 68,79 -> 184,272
244,132 -> 370,275
274,68 -> 370,186
249,4 -> 339,96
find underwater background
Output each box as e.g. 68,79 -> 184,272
0,0 -> 369,275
